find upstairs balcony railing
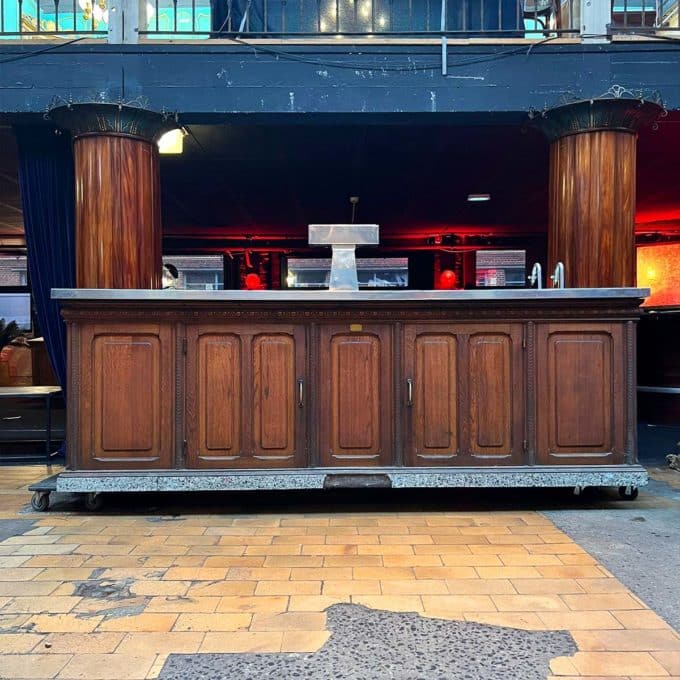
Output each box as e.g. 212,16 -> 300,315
0,0 -> 677,40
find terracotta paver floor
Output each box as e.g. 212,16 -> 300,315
0,465 -> 678,679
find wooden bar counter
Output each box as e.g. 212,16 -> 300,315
50,288 -> 649,497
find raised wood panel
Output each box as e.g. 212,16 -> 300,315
549,130 -> 636,288
404,329 -> 458,464
466,329 -> 523,462
195,334 -> 242,461
186,325 -> 306,469
537,324 -> 625,464
319,325 -> 392,466
252,333 -> 296,459
78,324 -> 174,468
74,136 -> 161,289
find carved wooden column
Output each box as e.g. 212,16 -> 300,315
51,104 -> 170,289
536,97 -> 662,288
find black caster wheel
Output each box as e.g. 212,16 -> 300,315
618,485 -> 639,500
82,492 -> 104,511
31,491 -> 50,512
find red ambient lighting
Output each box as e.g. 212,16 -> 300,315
637,244 -> 680,307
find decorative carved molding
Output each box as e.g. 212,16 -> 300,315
530,95 -> 665,143
48,102 -> 175,142
60,304 -> 644,324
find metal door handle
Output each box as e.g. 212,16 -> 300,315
297,378 -> 304,408
406,378 -> 413,406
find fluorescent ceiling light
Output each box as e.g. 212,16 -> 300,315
467,193 -> 491,202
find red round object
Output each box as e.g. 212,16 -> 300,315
244,273 -> 261,290
439,269 -> 457,290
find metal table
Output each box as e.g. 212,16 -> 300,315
0,386 -> 62,464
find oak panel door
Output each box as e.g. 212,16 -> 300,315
318,324 -> 393,467
186,325 -> 306,469
465,328 -> 524,463
78,323 -> 174,469
403,327 -> 458,465
536,324 -> 624,465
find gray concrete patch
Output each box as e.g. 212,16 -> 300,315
160,603 -> 576,680
0,519 -> 35,542
545,476 -> 680,631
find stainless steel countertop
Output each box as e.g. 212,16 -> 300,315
52,288 -> 650,302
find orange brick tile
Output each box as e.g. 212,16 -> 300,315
612,609 -> 672,629
288,595 -> 349,611
445,579 -> 516,595
130,581 -> 190,597
250,612 -> 327,631
163,567 -> 227,580
302,545 -> 358,556
0,567 -> 44,580
58,652 -> 157,679
281,518 -> 328,527
499,553 -> 563,566
0,613 -> 32,631
263,556 -> 323,567
468,545 -> 529,555
571,629 -> 680,652
440,554 -> 503,566
537,566 -> 607,579
381,580 -> 448,595
491,594 -> 568,612
569,651 -> 669,676
145,596 -> 220,613
527,543 -> 586,554
39,632 -> 125,654
382,555 -> 442,567
0,632 -> 45,652
379,535 -> 433,544
537,611 -> 624,630
200,631 -> 283,653
203,556 -> 266,568
281,630 -> 330,652
549,655 -> 579,675
464,612 -> 548,630
422,594 -> 496,614
173,612 -> 252,631
224,536 -> 273,546
97,613 -> 178,633
227,567 -> 293,581
652,651 -> 680,675
255,581 -> 321,596
562,593 -> 646,611
0,581 -> 62,596
116,631 -> 205,655
0,654 -> 71,679
325,535 -> 380,545
1,596 -> 81,614
29,613 -> 104,633
557,554 -> 599,566
216,596 -> 289,614
510,579 -> 584,595
476,566 -> 540,579
358,545 -> 414,555
204,527 -> 256,536
290,567 -> 352,580
353,567 -> 415,580
431,535 -> 490,545
322,580 -> 381,596
575,578 -> 629,594
186,581 -> 257,597
351,594 -> 424,612
163,535 -> 220,546
273,535 -> 325,544
33,568 -> 97,582
415,566 -> 492,579
323,555 -> 382,567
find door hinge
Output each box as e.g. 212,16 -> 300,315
522,330 -> 526,350
182,338 -> 187,355
182,439 -> 188,463
522,439 -> 528,454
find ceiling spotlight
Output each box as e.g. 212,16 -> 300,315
467,193 -> 491,202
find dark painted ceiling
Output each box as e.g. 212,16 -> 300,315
1,114 -> 680,247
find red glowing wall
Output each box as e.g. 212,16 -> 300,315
637,244 -> 680,307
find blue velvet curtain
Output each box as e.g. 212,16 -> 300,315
14,127 -> 75,391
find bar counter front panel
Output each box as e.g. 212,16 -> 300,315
53,289 -> 648,491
